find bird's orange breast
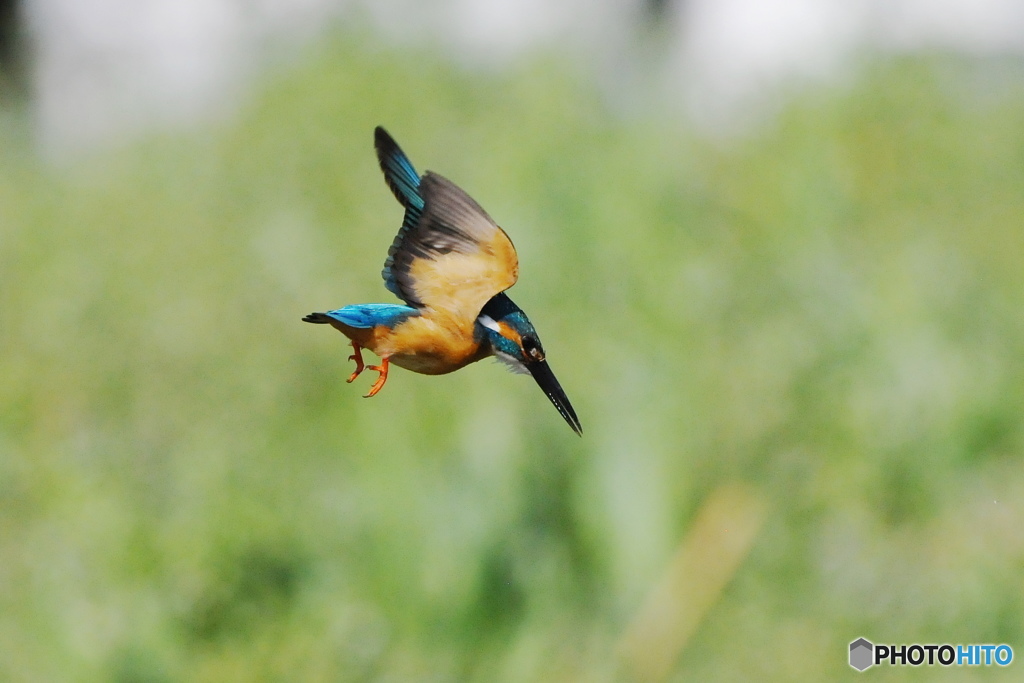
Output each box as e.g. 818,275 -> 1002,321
331,312 -> 488,375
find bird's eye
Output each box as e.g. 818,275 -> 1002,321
522,336 -> 544,362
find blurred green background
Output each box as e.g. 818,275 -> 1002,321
2,30 -> 1024,682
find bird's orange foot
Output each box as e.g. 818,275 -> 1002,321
347,342 -> 365,383
364,357 -> 390,398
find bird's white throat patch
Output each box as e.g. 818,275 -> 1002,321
494,350 -> 529,375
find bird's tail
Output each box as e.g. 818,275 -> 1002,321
302,312 -> 333,324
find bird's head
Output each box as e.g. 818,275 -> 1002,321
476,293 -> 582,435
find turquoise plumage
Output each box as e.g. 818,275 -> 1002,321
376,128 -> 424,300
311,303 -> 417,329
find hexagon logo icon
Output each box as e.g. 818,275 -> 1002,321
850,638 -> 874,671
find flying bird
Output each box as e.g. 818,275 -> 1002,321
303,127 -> 582,435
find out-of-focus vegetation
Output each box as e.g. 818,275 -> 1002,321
2,34 -> 1024,681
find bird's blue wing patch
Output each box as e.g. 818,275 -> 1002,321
375,127 -> 423,211
323,303 -> 418,329
375,127 -> 426,300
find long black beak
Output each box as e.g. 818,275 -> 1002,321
528,360 -> 582,436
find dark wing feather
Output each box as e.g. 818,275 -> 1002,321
374,127 -> 425,299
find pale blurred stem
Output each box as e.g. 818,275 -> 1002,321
617,483 -> 766,682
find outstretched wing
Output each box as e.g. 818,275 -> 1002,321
375,130 -> 518,319
385,172 -> 519,318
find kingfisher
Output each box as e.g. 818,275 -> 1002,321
303,127 -> 582,435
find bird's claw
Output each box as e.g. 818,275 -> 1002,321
363,358 -> 390,398
346,342 -> 365,383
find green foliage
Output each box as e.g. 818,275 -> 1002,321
1,38 -> 1023,681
